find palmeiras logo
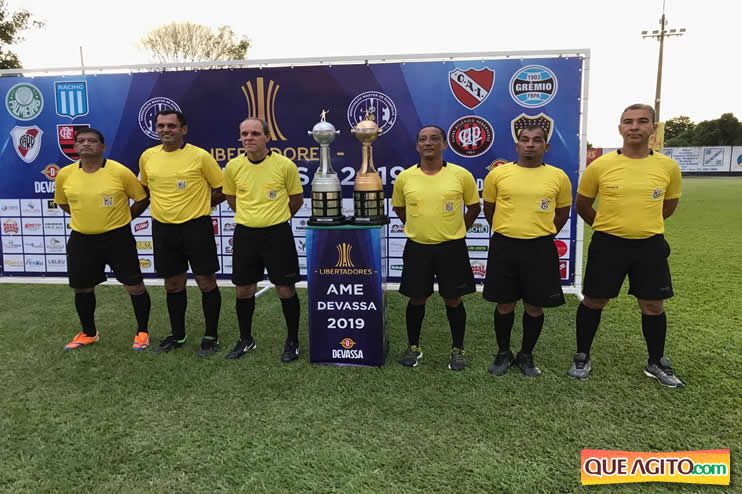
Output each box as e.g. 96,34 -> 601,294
241,77 -> 287,141
57,124 -> 90,161
511,113 -> 554,142
5,82 -> 43,121
10,126 -> 43,163
447,116 -> 494,158
55,81 -> 89,119
509,65 -> 558,108
138,97 -> 182,140
347,91 -> 397,135
448,68 -> 494,110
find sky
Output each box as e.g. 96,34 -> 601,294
4,0 -> 737,147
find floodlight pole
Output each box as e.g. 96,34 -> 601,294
641,0 -> 686,121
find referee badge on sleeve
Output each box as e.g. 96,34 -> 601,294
539,198 -> 551,211
652,188 -> 663,200
177,180 -> 187,190
103,195 -> 113,207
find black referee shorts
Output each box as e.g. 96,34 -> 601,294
482,232 -> 565,307
152,216 -> 220,278
399,238 -> 476,300
583,231 -> 673,300
66,225 -> 143,289
232,222 -> 300,286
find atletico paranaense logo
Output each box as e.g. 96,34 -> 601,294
447,116 -> 494,158
10,125 -> 43,163
448,68 -> 494,110
509,65 -> 558,108
57,124 -> 90,162
511,113 -> 554,142
5,82 -> 44,121
55,81 -> 89,119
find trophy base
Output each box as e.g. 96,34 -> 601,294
349,215 -> 389,226
308,215 -> 347,226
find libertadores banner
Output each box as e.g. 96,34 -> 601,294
1,53 -> 585,284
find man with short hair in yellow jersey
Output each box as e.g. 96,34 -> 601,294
569,103 -> 684,387
392,125 -> 481,371
222,118 -> 304,362
55,128 -> 152,351
139,110 -> 225,357
482,126 -> 572,377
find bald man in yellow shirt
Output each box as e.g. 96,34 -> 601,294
569,104 -> 684,387
482,125 -> 572,377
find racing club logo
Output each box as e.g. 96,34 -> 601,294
10,126 -> 43,163
447,116 -> 494,158
347,91 -> 398,135
138,97 -> 182,140
509,65 -> 558,108
511,113 -> 554,142
448,68 -> 494,110
55,81 -> 89,119
5,82 -> 44,121
57,124 -> 90,161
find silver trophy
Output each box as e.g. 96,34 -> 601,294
308,110 -> 346,225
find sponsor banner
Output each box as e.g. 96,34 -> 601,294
0,56 -> 581,283
662,147 -> 701,172
298,255 -> 307,276
21,220 -> 43,235
21,199 -> 42,216
468,219 -> 491,239
214,236 -> 222,255
0,200 -> 20,216
306,227 -> 385,366
135,237 -> 153,254
470,259 -> 487,279
43,218 -> 66,235
388,259 -> 404,278
295,237 -> 307,256
388,218 -> 406,237
559,260 -> 569,280
466,238 -> 489,259
219,202 -> 235,217
554,238 -> 570,259
3,254 -> 24,272
2,218 -> 21,235
732,146 -> 742,171
44,236 -> 66,254
46,255 -> 67,272
558,217 -> 571,238
221,235 -> 233,255
138,256 -> 155,274
2,235 -> 23,253
700,146 -> 731,172
24,254 -> 45,272
388,237 -> 406,258
295,199 -> 312,218
221,255 -> 233,275
581,449 -> 730,486
23,236 -> 44,254
220,218 -> 237,235
43,200 -> 63,216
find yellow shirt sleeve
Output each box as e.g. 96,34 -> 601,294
461,169 -> 480,206
557,170 -> 573,207
285,161 -> 303,196
665,161 -> 682,199
222,161 -> 236,196
391,172 -> 406,208
577,163 -> 599,198
138,152 -> 149,186
482,170 -> 497,204
201,152 -> 224,189
122,166 -> 147,202
54,167 -> 69,205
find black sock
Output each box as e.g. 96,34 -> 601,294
576,303 -> 602,356
201,287 -> 221,339
166,290 -> 187,340
494,310 -> 514,352
446,303 -> 466,349
281,294 -> 300,344
236,297 -> 255,341
74,292 -> 96,336
130,291 -> 150,333
405,302 -> 425,346
642,312 -> 667,365
521,312 -> 544,355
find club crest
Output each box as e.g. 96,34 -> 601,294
448,68 -> 494,110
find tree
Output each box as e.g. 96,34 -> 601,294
0,0 -> 44,69
663,116 -> 695,141
691,113 -> 742,146
140,22 -> 249,66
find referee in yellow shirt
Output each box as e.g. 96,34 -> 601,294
139,110 -> 225,356
569,104 -> 684,387
55,128 -> 152,351
222,118 -> 304,362
482,125 -> 572,377
392,125 -> 481,371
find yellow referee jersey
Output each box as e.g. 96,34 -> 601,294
578,150 -> 681,239
223,152 -> 303,228
54,159 -> 146,235
139,143 -> 223,224
391,162 -> 479,244
483,163 -> 572,239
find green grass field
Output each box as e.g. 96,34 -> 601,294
1,178 -> 739,493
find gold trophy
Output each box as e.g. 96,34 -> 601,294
350,109 -> 387,225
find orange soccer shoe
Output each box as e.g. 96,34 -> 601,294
64,331 -> 99,350
131,332 -> 150,351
